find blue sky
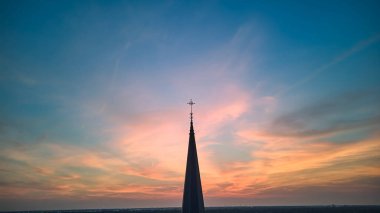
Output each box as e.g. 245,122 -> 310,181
0,0 -> 380,210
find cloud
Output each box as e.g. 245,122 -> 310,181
0,141 -> 184,201
270,89 -> 380,138
229,90 -> 380,201
233,129 -> 380,198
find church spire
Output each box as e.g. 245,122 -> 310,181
182,99 -> 205,213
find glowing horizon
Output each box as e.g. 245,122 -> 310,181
0,0 -> 379,211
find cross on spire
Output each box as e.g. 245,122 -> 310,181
187,99 -> 195,121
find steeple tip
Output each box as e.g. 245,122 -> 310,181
187,99 -> 195,122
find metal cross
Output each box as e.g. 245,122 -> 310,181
187,99 -> 195,113
187,99 -> 195,120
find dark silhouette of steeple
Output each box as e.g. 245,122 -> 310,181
182,99 -> 205,213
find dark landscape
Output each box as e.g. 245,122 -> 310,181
3,206 -> 380,213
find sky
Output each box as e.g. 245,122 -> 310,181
0,0 -> 380,210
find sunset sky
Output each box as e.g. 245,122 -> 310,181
1,0 -> 380,210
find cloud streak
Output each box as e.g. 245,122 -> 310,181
277,33 -> 380,97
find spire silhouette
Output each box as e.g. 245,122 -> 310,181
182,99 -> 205,213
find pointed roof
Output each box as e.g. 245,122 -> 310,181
182,100 -> 205,213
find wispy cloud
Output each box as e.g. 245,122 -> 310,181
271,89 -> 380,138
277,33 -> 380,97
